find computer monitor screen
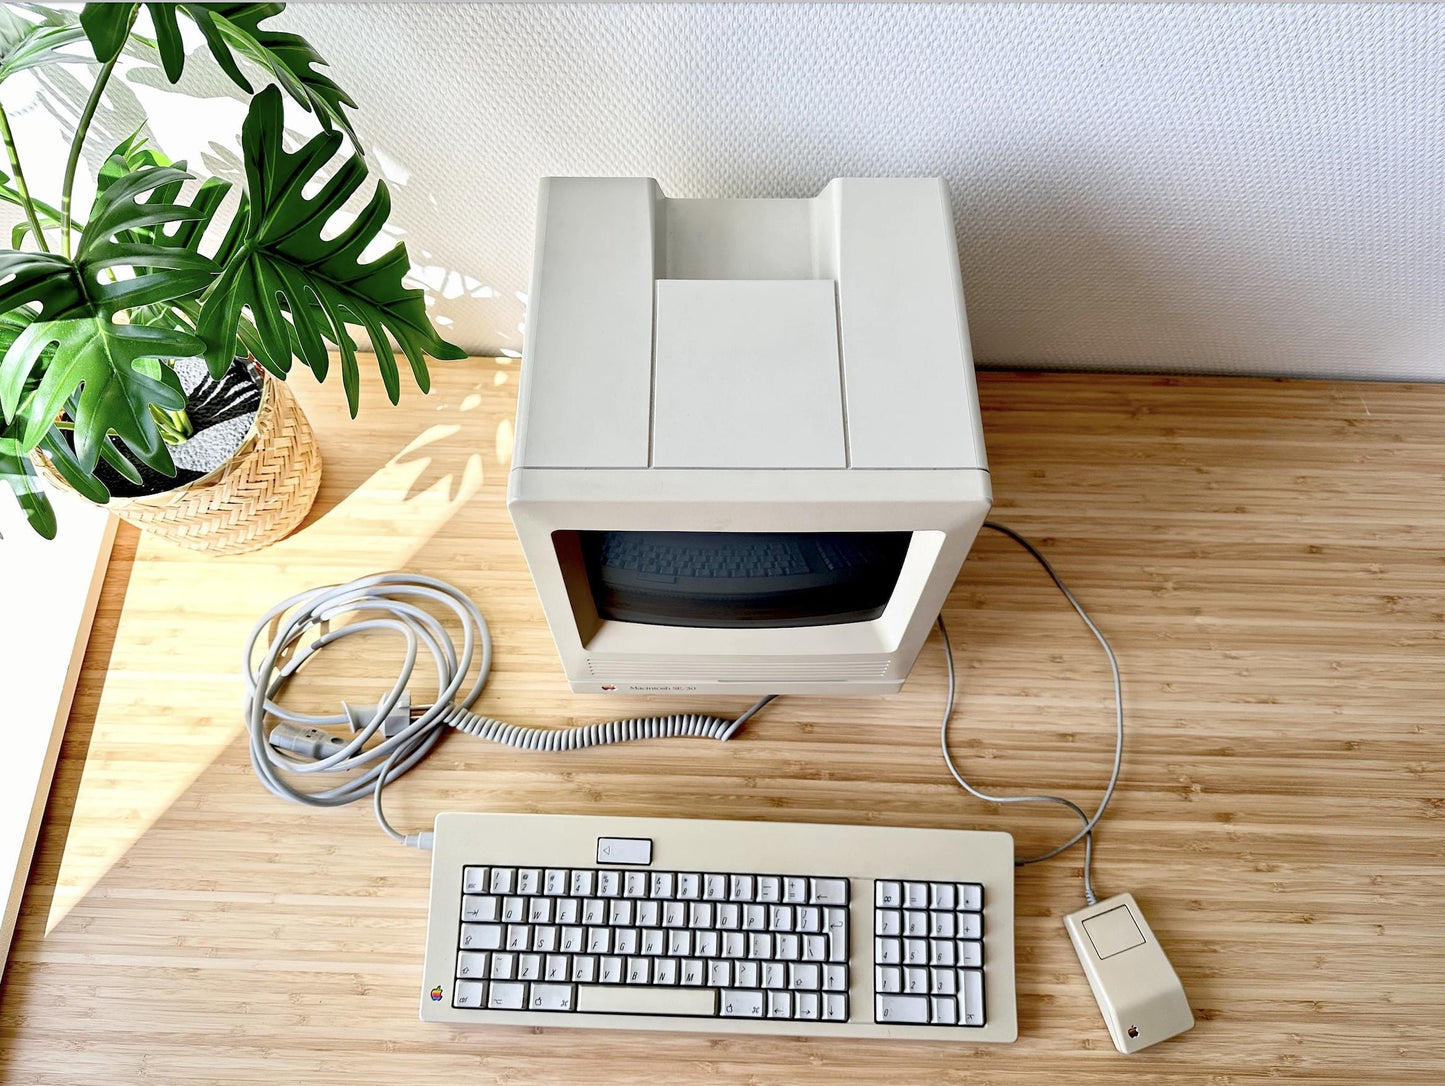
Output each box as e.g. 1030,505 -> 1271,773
569,530 -> 913,629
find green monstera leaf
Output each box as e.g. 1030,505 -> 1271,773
81,3 -> 360,148
198,85 -> 463,416
0,6 -> 86,83
0,308 -> 56,538
0,160 -> 217,470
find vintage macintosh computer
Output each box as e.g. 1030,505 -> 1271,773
247,177 -> 1192,1053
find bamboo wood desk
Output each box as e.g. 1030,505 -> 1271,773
3,362 -> 1442,1084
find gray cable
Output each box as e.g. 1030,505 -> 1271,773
242,572 -> 774,848
936,521 -> 1125,905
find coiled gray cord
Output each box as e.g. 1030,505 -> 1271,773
242,572 -> 773,848
937,522 -> 1125,905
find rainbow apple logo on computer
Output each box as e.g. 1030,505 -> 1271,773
430,986 -> 443,1002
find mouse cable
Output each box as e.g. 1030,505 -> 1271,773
936,521 -> 1125,905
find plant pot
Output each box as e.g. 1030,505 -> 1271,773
34,371 -> 323,556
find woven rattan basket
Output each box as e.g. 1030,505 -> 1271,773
36,372 -> 322,556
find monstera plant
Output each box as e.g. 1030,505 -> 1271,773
0,3 -> 462,540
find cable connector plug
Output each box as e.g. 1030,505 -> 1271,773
342,692 -> 414,738
403,831 -> 434,851
268,722 -> 347,761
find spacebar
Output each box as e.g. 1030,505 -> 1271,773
574,986 -> 718,1017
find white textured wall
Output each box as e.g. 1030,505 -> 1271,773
10,4 -> 1445,379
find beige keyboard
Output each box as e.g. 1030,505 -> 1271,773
419,812 -> 1016,1041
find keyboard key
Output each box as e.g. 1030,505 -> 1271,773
823,994 -> 847,1021
489,868 -> 515,894
462,866 -> 489,894
904,939 -> 928,965
797,907 -> 822,933
904,911 -> 927,937
930,912 -> 955,939
545,955 -> 569,981
681,960 -> 705,986
826,910 -> 848,962
721,932 -> 745,958
822,964 -> 847,992
581,899 -> 605,925
744,905 -> 767,931
876,965 -> 901,993
931,996 -> 958,1025
531,926 -> 558,952
767,990 -> 792,1018
543,869 -> 569,896
517,953 -> 542,981
957,940 -> 982,968
960,969 -> 985,1026
708,960 -> 732,987
641,929 -> 665,956
555,898 -> 581,925
650,872 -> 675,898
789,963 -> 819,990
461,923 -> 503,950
769,905 -> 794,931
716,903 -> 741,930
529,982 -> 576,1011
721,990 -> 765,1018
689,902 -> 714,929
930,940 -> 955,967
876,881 -> 901,908
668,930 -> 692,957
796,991 -> 820,1019
694,931 -> 720,958
903,882 -> 928,909
703,874 -> 728,901
613,928 -> 639,955
876,994 -> 928,1024
653,958 -> 679,985
599,956 -> 623,983
456,950 -> 489,979
453,979 -> 485,1008
876,937 -> 901,965
957,883 -> 983,912
904,967 -> 927,995
930,883 -> 955,910
577,985 -> 716,1017
662,902 -> 687,928
569,870 -> 594,897
462,895 -> 500,923
803,935 -> 827,962
608,900 -> 634,926
930,968 -> 956,995
784,877 -> 808,904
517,869 -> 541,895
876,910 -> 902,937
810,879 -> 848,905
734,960 -> 759,987
775,933 -> 799,961
597,871 -> 621,897
488,981 -> 526,1009
586,928 -> 611,954
635,899 -> 661,927
501,897 -> 525,924
505,925 -> 531,952
748,933 -> 774,959
677,873 -> 702,900
624,872 -> 648,898
762,962 -> 786,990
528,898 -> 554,924
626,958 -> 651,984
571,955 -> 597,983
757,876 -> 782,903
958,912 -> 982,940
730,874 -> 755,901
490,952 -> 516,980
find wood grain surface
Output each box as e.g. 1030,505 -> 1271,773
2,361 -> 1441,1084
